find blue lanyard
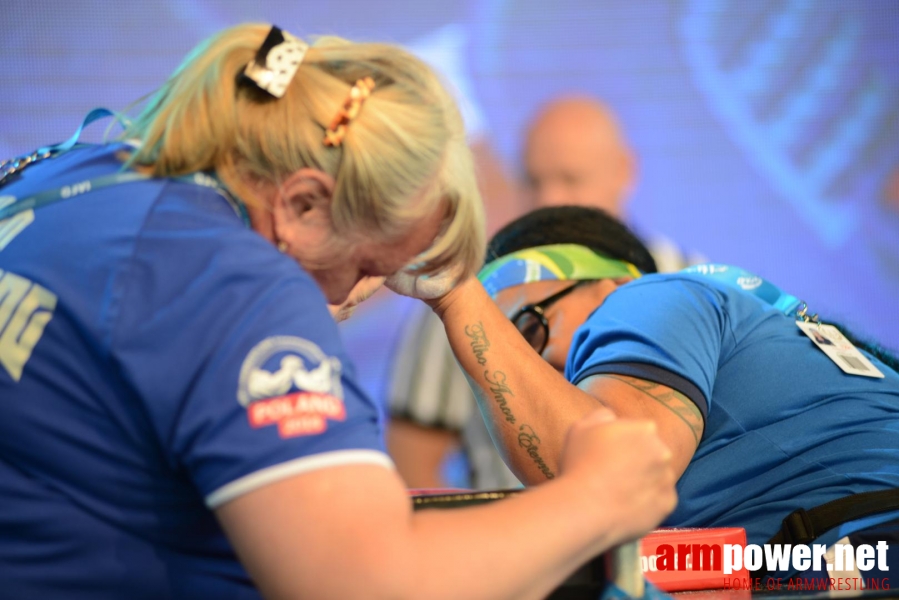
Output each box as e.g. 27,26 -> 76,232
682,263 -> 809,319
0,109 -> 251,228
39,107 -> 117,155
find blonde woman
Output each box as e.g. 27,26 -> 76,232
0,24 -> 675,599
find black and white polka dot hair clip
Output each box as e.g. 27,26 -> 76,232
237,26 -> 308,99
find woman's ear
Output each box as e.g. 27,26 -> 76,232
272,168 -> 336,251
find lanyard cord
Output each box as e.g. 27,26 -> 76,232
683,263 -> 819,323
0,109 -> 251,228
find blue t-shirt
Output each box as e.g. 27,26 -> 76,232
0,145 -> 390,598
566,273 -> 899,547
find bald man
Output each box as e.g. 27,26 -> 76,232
518,97 -> 703,273
523,98 -> 635,218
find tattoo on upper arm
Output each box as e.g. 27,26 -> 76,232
603,375 -> 704,446
464,321 -> 490,366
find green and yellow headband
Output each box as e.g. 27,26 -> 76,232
478,244 -> 642,297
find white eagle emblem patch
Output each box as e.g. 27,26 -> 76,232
238,336 -> 345,438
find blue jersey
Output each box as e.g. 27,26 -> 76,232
0,145 -> 390,598
566,273 -> 899,547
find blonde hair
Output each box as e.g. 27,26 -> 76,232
123,23 -> 484,278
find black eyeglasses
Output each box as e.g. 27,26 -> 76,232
510,280 -> 591,354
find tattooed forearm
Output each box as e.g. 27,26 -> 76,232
464,321 -> 490,366
484,370 -> 516,424
518,424 -> 555,479
604,374 -> 704,445
463,322 -> 553,477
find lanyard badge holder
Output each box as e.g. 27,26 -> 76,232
795,313 -> 884,378
685,264 -> 884,379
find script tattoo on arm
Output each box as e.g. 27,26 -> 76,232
603,375 -> 704,446
462,320 -> 514,423
459,321 -> 554,478
484,370 -> 516,424
517,424 -> 555,479
464,321 -> 490,366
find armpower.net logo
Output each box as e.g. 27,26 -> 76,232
643,541 -> 890,592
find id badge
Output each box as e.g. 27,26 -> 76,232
797,321 -> 884,378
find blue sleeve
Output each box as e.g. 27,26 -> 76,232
112,184 -> 390,508
565,276 -> 733,418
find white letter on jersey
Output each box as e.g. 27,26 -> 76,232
0,269 -> 57,382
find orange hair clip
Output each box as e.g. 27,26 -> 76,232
323,77 -> 376,147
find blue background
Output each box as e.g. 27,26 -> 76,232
3,0 -> 898,348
